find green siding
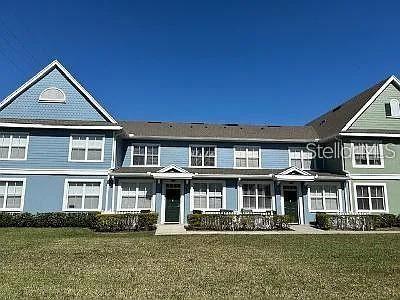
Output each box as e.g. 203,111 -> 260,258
350,180 -> 400,214
350,83 -> 400,130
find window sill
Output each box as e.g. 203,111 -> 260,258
69,160 -> 104,163
352,164 -> 384,169
0,208 -> 23,212
63,209 -> 102,212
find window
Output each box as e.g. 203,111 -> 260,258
352,142 -> 383,167
289,148 -> 314,170
234,146 -> 260,168
355,184 -> 386,212
190,146 -> 216,167
63,180 -> 102,211
390,99 -> 400,117
309,185 -> 339,211
241,183 -> 273,210
0,133 -> 28,160
192,182 -> 224,210
131,145 -> 159,166
39,87 -> 66,103
70,135 -> 104,162
119,182 -> 154,211
0,180 -> 25,211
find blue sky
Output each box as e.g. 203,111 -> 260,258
0,0 -> 399,125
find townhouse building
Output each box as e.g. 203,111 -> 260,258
0,61 -> 398,224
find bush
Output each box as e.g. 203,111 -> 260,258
186,213 -> 290,231
92,213 -> 158,232
373,214 -> 397,228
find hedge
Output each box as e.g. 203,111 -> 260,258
315,213 -> 400,231
0,212 -> 158,232
186,213 -> 290,231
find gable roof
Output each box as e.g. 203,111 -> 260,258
307,76 -> 395,138
119,121 -> 319,142
0,60 -> 117,124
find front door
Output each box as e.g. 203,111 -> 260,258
284,189 -> 299,223
165,183 -> 181,223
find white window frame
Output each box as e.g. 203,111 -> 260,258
389,99 -> 400,117
351,140 -> 384,168
62,178 -> 103,212
307,183 -> 342,213
117,180 -> 156,212
0,132 -> 29,161
130,143 -> 160,167
288,147 -> 314,170
190,180 -> 226,211
189,145 -> 217,167
38,87 -> 66,103
353,182 -> 388,213
238,181 -> 275,212
0,178 -> 26,212
234,146 -> 261,169
68,134 -> 105,162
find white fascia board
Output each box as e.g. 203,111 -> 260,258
0,122 -> 122,130
350,174 -> 400,180
152,173 -> 193,179
341,75 -> 400,132
0,60 -> 117,124
275,175 -> 316,181
339,132 -> 400,138
0,168 -> 109,176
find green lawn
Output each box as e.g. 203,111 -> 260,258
0,229 -> 399,299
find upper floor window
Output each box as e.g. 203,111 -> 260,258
69,135 -> 104,162
190,146 -> 216,167
0,179 -> 25,212
131,144 -> 159,166
309,184 -> 339,212
355,184 -> 387,212
289,148 -> 314,170
0,133 -> 28,160
234,146 -> 260,168
389,99 -> 400,117
118,181 -> 154,211
352,142 -> 383,168
241,182 -> 273,211
63,180 -> 102,211
39,87 -> 66,103
191,182 -> 224,210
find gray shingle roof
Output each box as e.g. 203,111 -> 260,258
119,121 -> 318,142
307,78 -> 389,138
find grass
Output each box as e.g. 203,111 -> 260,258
0,229 -> 399,299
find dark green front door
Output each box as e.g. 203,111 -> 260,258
165,184 -> 181,223
284,190 -> 298,223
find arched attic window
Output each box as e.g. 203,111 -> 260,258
389,99 -> 400,117
38,87 -> 66,103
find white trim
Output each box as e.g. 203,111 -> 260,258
38,87 -> 66,103
233,145 -> 261,169
238,180 -> 275,213
0,168 -> 108,176
278,166 -> 311,176
116,179 -> 156,212
111,132 -> 117,169
0,178 -> 26,212
189,180 -> 226,212
158,165 -> 189,173
350,174 -> 400,180
62,178 -> 104,212
161,180 -> 185,224
0,60 -> 117,123
0,132 -> 29,161
188,145 -> 217,168
130,143 -> 160,167
288,147 -> 314,170
353,182 -> 389,213
342,75 -> 400,131
307,182 -> 341,213
127,134 -> 318,143
350,140 -> 384,169
340,132 -> 400,138
152,164 -> 193,179
68,134 -> 105,163
0,123 -> 121,130
275,174 -> 315,181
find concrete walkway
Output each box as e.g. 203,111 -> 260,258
155,224 -> 400,236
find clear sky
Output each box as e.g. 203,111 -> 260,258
0,0 -> 399,125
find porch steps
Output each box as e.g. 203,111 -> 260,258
155,224 -> 187,235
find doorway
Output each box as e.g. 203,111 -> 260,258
164,183 -> 181,223
283,186 -> 299,224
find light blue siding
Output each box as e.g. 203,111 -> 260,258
1,175 -> 109,213
0,129 -> 113,169
262,147 -> 289,169
217,146 -> 234,168
160,145 -> 188,167
0,68 -> 108,121
226,179 -> 238,210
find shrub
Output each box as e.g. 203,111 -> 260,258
373,214 -> 397,228
92,213 -> 158,232
186,213 -> 290,231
